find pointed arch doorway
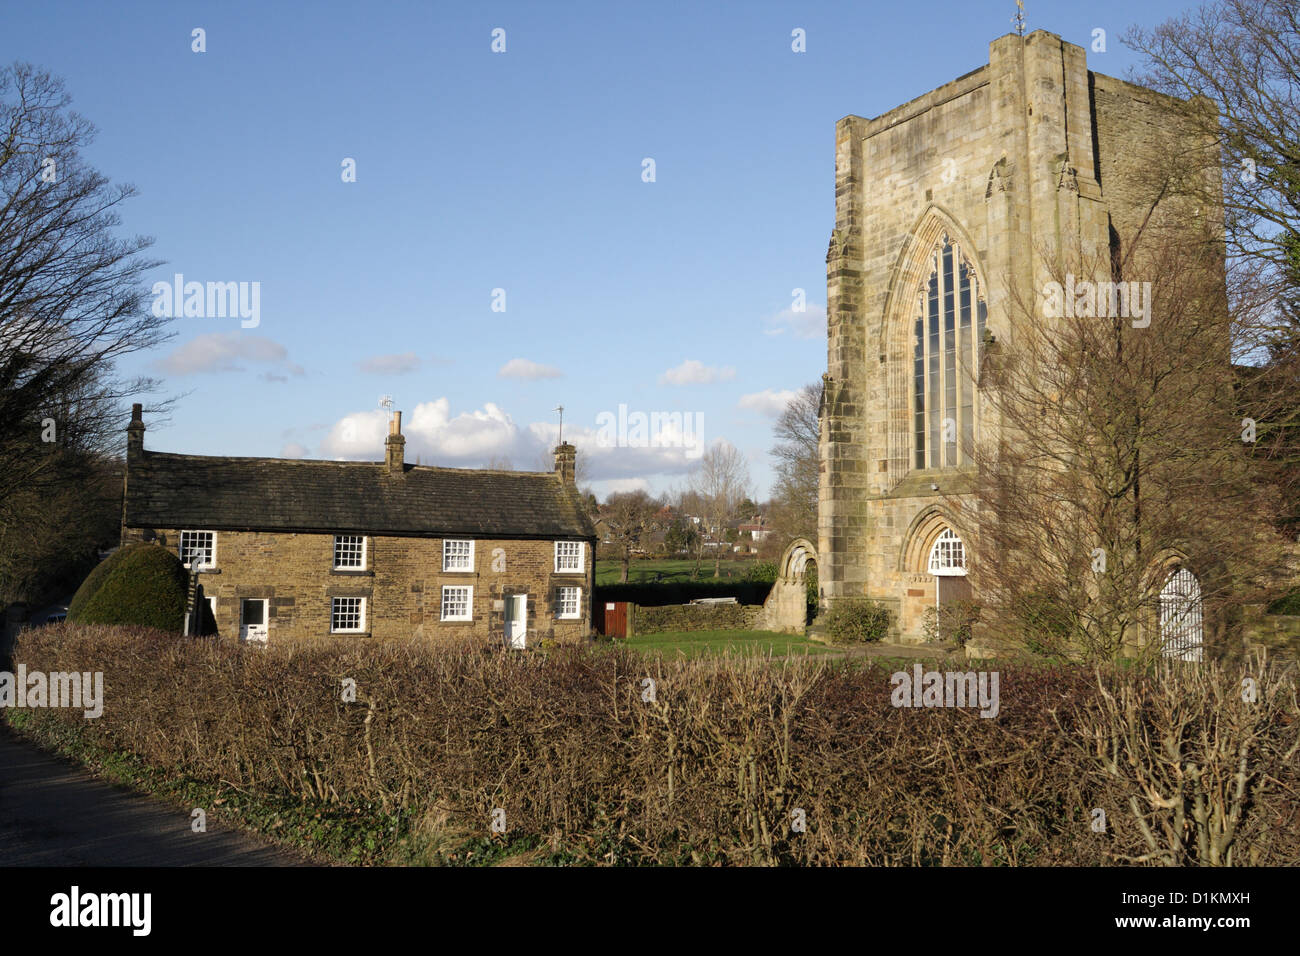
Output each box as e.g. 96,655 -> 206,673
927,527 -> 972,609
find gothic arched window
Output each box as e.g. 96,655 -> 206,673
912,236 -> 986,469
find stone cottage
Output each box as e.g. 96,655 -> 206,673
121,404 -> 597,646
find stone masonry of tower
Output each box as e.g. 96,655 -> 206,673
817,29 -> 1206,643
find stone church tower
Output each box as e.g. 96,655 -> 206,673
817,29 -> 1205,643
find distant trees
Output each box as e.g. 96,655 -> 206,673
663,516 -> 699,556
0,63 -> 172,605
767,383 -> 821,542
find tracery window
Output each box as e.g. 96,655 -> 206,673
912,236 -> 986,469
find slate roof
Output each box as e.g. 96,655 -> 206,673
125,451 -> 597,539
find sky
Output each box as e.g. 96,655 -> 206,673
2,0 -> 1199,499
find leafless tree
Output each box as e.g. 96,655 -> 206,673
1,63 -> 173,603
966,223 -> 1288,663
689,441 -> 753,578
1,64 -> 171,493
768,382 -> 821,542
1125,0 -> 1300,532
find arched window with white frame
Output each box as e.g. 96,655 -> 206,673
927,527 -> 967,576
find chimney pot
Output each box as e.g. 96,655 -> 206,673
127,403 -> 146,460
554,442 -> 576,486
385,410 -> 406,476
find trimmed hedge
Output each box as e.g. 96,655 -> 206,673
66,553 -> 117,621
68,543 -> 187,632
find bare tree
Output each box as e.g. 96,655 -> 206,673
768,382 -> 821,542
1,64 -> 171,496
602,490 -> 662,583
967,224 -> 1287,663
1,63 -> 173,604
689,441 -> 753,578
1125,0 -> 1300,533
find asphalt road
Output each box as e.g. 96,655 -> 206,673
0,727 -> 307,866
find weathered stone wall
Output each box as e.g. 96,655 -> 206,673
632,602 -> 762,635
819,29 -> 1211,643
125,529 -> 592,645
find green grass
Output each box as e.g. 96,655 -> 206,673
594,558 -> 759,587
617,629 -> 835,658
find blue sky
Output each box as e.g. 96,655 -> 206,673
3,0 -> 1196,498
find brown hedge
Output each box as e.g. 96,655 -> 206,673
10,624 -> 1298,866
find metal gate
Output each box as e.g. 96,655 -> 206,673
1160,567 -> 1204,662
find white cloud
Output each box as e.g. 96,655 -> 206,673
156,332 -> 304,377
590,477 -> 651,498
280,442 -> 309,458
357,351 -> 422,375
659,359 -> 736,386
498,358 -> 563,380
316,398 -> 712,484
738,388 -> 798,417
764,302 -> 826,339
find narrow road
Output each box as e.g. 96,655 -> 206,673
0,727 -> 308,866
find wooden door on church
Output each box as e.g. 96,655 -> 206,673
937,575 -> 973,606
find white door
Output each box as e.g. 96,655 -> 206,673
240,598 -> 268,644
505,595 -> 527,649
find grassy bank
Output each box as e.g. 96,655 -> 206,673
594,557 -> 757,586
619,629 -> 835,658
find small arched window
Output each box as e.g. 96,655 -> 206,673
927,528 -> 967,576
913,236 -> 985,469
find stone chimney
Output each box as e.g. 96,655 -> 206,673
553,442 -> 576,486
385,410 -> 405,476
127,403 -> 145,461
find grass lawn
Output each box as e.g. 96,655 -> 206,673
616,629 -> 835,658
594,557 -> 760,587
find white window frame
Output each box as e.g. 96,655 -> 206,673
180,530 -> 217,569
442,539 -> 475,573
554,540 -> 584,573
441,585 -> 473,622
927,528 -> 967,576
330,596 -> 367,634
333,534 -> 368,570
557,586 -> 581,620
